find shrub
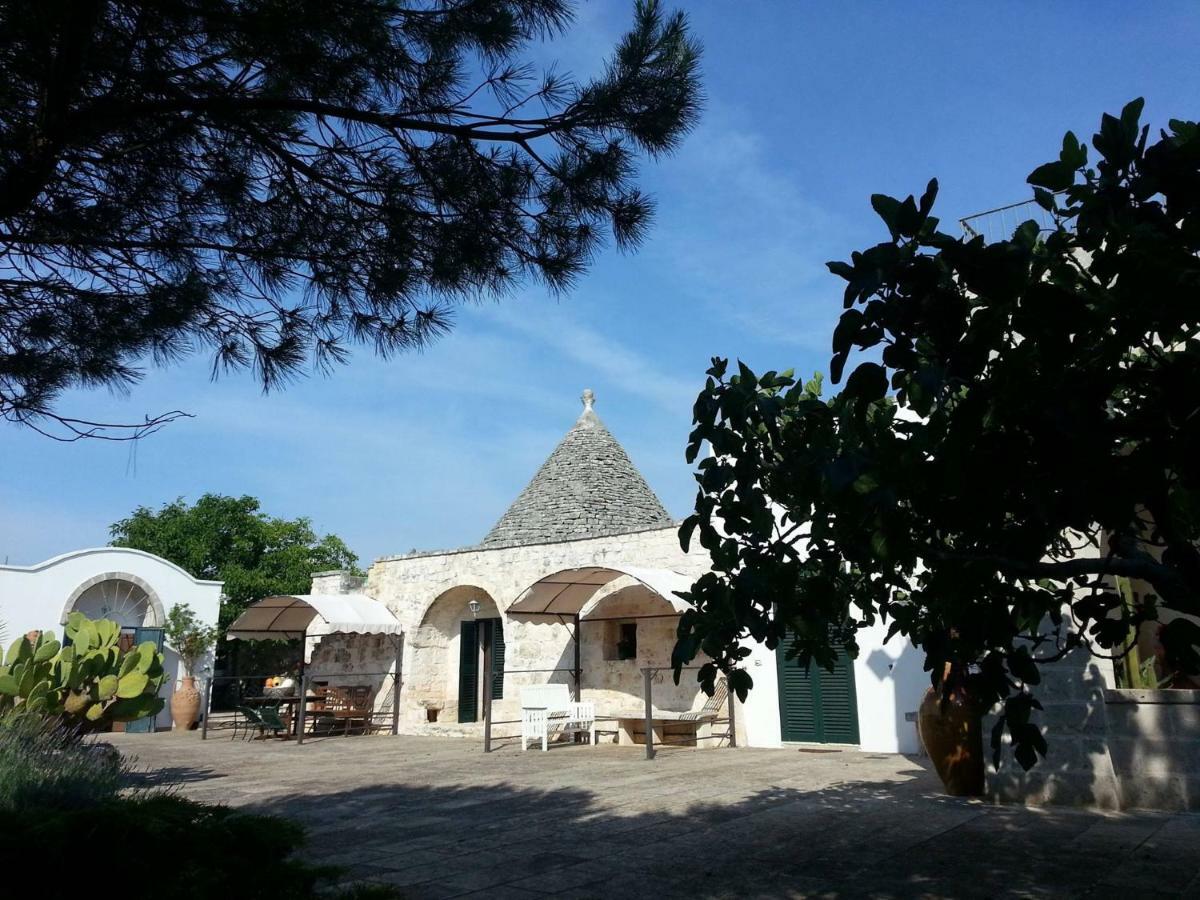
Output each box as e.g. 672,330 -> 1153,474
0,714 -> 127,812
0,791 -> 401,898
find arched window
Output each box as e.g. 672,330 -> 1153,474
66,577 -> 162,630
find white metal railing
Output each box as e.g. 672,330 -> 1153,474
959,198 -> 1059,244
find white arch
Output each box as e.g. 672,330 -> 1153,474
61,571 -> 166,628
3,547 -> 222,586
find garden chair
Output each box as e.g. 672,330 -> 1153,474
680,677 -> 731,746
233,705 -> 287,740
232,705 -> 263,741
326,686 -> 373,736
257,704 -> 290,739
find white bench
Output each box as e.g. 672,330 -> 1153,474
520,684 -> 596,751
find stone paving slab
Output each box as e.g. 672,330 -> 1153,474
110,732 -> 1200,898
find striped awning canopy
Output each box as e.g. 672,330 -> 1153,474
225,594 -> 401,640
507,566 -> 694,617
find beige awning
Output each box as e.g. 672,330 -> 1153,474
225,594 -> 402,640
507,566 -> 694,617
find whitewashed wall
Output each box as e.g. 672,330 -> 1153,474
0,548 -> 223,730
851,618 -> 928,754
740,639 -> 783,747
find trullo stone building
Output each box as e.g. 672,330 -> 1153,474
303,389 -> 930,752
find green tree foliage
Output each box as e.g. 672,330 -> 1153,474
674,101 -> 1200,769
110,494 -> 358,638
0,0 -> 701,439
163,603 -> 218,677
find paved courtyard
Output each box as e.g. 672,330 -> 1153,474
110,732 -> 1200,899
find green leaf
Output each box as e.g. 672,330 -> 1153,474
0,674 -> 18,696
826,260 -> 855,280
33,639 -> 60,663
843,362 -> 889,402
1059,130 -> 1086,168
870,531 -> 889,559
678,515 -> 699,553
73,619 -> 97,652
1008,649 -> 1041,685
853,474 -> 879,495
117,671 -> 150,698
98,674 -> 119,700
108,696 -> 165,722
5,637 -> 30,667
118,650 -> 139,677
135,641 -> 159,672
870,193 -> 903,237
918,178 -> 938,215
1027,161 -> 1073,191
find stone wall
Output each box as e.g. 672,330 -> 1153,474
355,525 -> 712,730
307,632 -> 400,715
986,645 -> 1121,809
986,651 -> 1200,811
311,570 -> 365,594
1105,689 -> 1200,811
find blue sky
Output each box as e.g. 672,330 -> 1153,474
3,2 -> 1198,567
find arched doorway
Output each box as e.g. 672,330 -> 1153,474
412,586 -> 503,724
577,581 -> 695,712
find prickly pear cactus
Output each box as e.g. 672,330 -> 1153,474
0,612 -> 166,729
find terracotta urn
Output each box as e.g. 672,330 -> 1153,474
917,677 -> 985,797
170,676 -> 202,731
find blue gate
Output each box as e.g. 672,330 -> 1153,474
123,627 -> 165,733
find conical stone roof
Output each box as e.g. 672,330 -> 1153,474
481,390 -> 673,547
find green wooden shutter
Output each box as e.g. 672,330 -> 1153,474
458,620 -> 478,723
489,618 -> 505,701
776,639 -> 819,742
817,644 -> 860,744
776,631 -> 860,744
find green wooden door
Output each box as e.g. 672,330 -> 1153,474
458,618 -> 504,723
458,620 -> 478,723
776,632 -> 860,744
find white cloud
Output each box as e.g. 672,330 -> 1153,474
649,105 -> 851,352
480,305 -> 697,416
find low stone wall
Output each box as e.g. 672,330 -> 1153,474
1105,688 -> 1200,811
986,650 -> 1200,811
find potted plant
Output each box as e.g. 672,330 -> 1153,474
164,603 -> 218,730
917,661 -> 986,796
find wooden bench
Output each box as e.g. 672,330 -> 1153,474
324,685 -> 374,735
520,684 -> 596,751
612,679 -> 730,748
